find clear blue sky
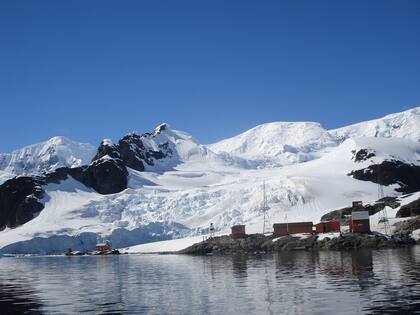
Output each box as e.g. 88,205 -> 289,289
1,0 -> 419,151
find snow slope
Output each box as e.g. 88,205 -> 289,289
209,122 -> 338,167
140,123 -> 253,171
0,136 -> 96,179
0,107 -> 419,254
330,106 -> 420,141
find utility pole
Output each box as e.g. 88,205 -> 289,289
262,181 -> 270,235
377,165 -> 391,235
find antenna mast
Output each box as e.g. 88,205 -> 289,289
262,181 -> 270,234
377,165 -> 391,235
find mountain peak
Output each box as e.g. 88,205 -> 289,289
209,120 -> 337,166
0,137 -> 96,176
154,123 -> 171,134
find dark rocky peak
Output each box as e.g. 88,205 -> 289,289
92,139 -> 120,161
117,133 -> 148,171
79,157 -> 128,194
114,127 -> 173,171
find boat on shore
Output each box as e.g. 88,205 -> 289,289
64,240 -> 120,256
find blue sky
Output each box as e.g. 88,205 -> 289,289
1,0 -> 419,151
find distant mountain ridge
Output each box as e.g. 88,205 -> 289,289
209,107 -> 420,166
330,107 -> 420,141
0,136 -> 96,176
1,107 -> 418,179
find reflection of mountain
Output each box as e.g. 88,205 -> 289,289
0,249 -> 420,314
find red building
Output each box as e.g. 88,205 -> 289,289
231,225 -> 246,238
352,201 -> 363,208
273,222 -> 313,236
349,211 -> 370,233
315,221 -> 341,233
96,241 -> 111,252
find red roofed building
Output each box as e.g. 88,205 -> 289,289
315,221 -> 341,233
273,222 -> 313,236
231,225 -> 246,239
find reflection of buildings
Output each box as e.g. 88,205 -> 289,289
274,251 -> 318,278
231,254 -> 248,278
351,249 -> 374,290
316,251 -> 346,278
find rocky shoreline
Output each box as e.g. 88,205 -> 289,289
178,233 -> 418,255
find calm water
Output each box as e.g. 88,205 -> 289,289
0,247 -> 419,314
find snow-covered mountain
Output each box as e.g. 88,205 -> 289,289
209,122 -> 338,167
0,136 -> 96,177
0,106 -> 419,254
330,107 -> 420,141
209,107 -> 420,167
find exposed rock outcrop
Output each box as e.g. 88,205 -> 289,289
179,232 -> 414,255
43,140 -> 129,195
316,233 -> 412,250
320,197 -> 400,223
0,176 -> 44,230
352,148 -> 376,162
117,133 -> 167,171
396,197 -> 420,217
0,128 -> 175,230
348,160 -> 420,194
393,216 -> 420,238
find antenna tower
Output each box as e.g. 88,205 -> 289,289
262,181 -> 271,234
377,165 -> 391,235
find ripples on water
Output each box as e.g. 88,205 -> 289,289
0,247 -> 419,314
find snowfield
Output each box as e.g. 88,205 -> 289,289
0,107 -> 419,254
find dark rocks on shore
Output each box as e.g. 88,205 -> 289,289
393,216 -> 420,241
179,234 -> 270,255
179,232 -> 416,255
321,196 -> 400,223
316,233 -> 414,250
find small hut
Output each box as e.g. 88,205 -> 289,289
349,211 -> 370,233
231,225 -> 246,239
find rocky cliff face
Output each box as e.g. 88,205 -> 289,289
0,177 -> 44,230
348,160 -> 420,194
0,128 -> 175,230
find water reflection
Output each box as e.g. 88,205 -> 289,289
0,281 -> 42,314
0,247 -> 418,314
231,254 -> 248,277
351,249 -> 374,290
